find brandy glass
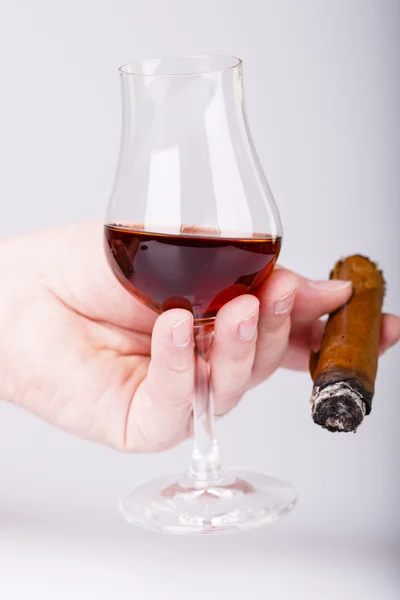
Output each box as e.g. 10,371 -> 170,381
104,55 -> 296,534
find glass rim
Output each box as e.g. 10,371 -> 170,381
118,54 -> 242,77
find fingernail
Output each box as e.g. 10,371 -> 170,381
170,316 -> 193,347
273,286 -> 296,315
238,308 -> 259,341
308,280 -> 352,291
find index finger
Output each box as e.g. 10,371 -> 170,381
269,267 -> 353,323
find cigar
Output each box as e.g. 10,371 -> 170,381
309,255 -> 385,433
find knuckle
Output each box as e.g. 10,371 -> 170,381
230,338 -> 257,362
259,316 -> 291,338
213,378 -> 249,409
214,388 -> 246,415
152,349 -> 193,376
166,359 -> 193,375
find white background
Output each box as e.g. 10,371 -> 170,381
0,0 -> 399,598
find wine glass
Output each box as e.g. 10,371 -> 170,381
104,55 -> 296,534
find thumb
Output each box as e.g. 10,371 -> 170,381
125,309 -> 194,452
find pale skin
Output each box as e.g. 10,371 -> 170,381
0,223 -> 399,452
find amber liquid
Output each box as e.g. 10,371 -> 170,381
104,225 -> 281,322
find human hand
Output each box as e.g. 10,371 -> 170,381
1,223 -> 399,452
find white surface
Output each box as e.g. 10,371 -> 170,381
0,0 -> 399,598
1,524 -> 399,599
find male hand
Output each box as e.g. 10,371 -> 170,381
1,223 -> 399,451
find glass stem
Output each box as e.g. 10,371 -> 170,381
186,322 -> 224,484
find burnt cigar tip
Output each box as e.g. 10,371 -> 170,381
312,396 -> 364,432
311,382 -> 366,433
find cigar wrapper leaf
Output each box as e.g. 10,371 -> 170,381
310,255 -> 385,433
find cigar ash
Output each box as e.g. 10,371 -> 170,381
311,381 -> 367,433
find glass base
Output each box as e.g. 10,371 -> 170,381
119,468 -> 297,535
